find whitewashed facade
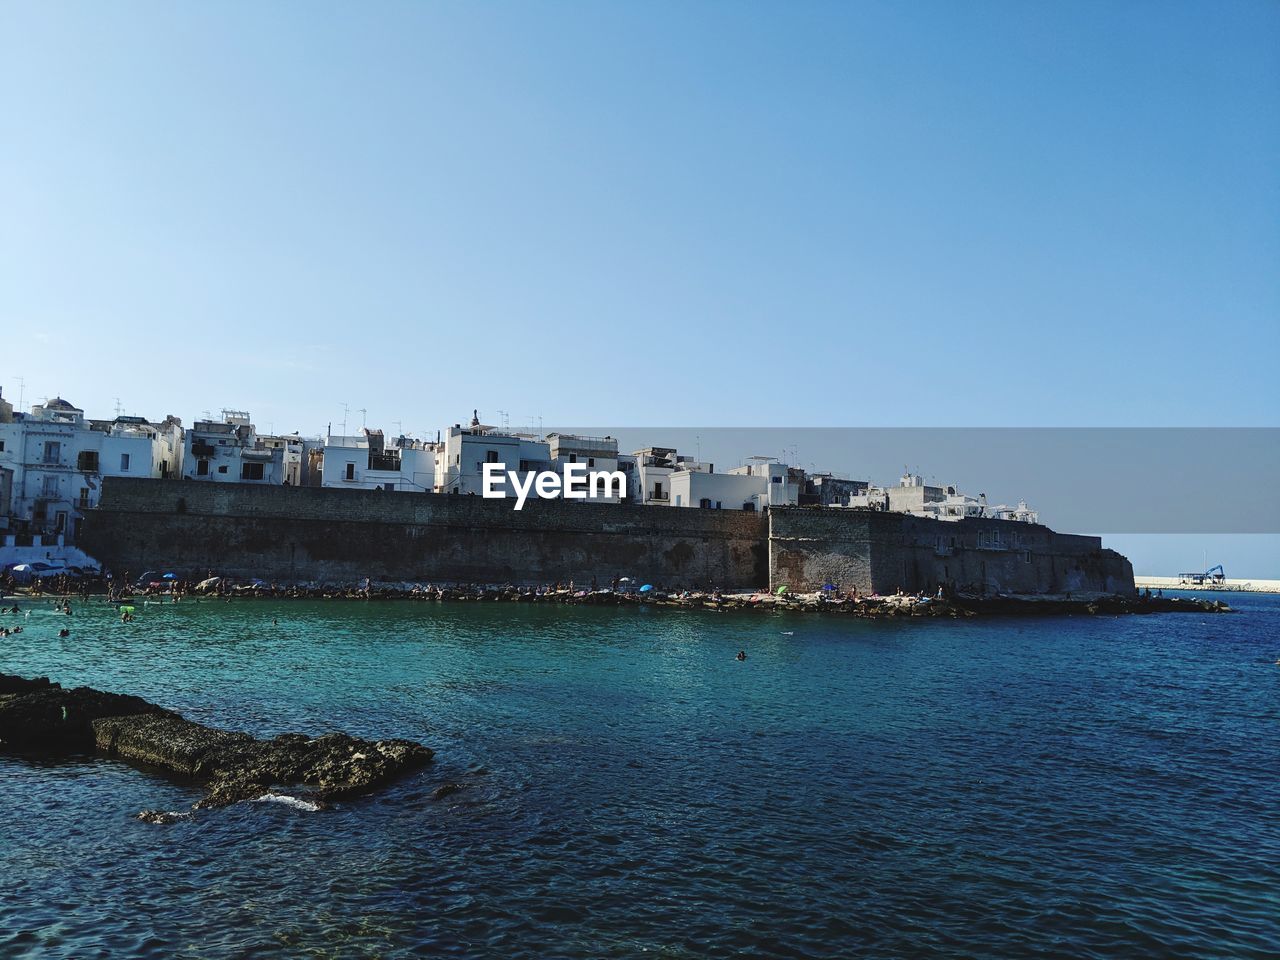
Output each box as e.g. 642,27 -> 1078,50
437,414 -> 550,496
182,410 -> 298,485
727,458 -> 800,507
321,429 -> 438,492
546,433 -> 623,503
0,396 -> 183,540
669,469 -> 766,511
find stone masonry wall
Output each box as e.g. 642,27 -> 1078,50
82,480 -> 1134,596
82,478 -> 769,588
769,507 -> 1135,596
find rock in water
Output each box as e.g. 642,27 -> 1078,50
431,782 -> 465,801
0,673 -> 433,813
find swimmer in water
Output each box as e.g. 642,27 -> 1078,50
58,628 -> 70,638
736,650 -> 747,661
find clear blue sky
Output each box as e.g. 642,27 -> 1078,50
1,2 -> 1277,571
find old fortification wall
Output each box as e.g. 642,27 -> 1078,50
769,507 -> 1135,596
82,479 -> 769,588
82,480 -> 1134,596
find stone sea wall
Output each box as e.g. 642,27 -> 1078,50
81,479 -> 1134,595
81,478 -> 769,589
768,507 -> 1135,596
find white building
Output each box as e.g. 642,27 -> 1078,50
183,410 -> 299,485
546,433 -> 623,503
727,457 -> 801,507
669,468 -> 765,511
848,471 -> 1039,523
437,413 -> 551,495
0,395 -> 183,541
619,448 -> 678,505
321,429 -> 438,493
993,499 -> 1039,524
257,432 -> 305,486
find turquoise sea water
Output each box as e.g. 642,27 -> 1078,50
2,593 -> 1278,958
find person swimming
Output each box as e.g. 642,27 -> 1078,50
736,650 -> 747,661
58,628 -> 70,638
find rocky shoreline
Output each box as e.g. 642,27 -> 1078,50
5,579 -> 1231,617
0,674 -> 433,820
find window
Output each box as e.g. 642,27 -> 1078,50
44,441 -> 61,464
485,450 -> 499,464
197,459 -> 210,476
588,458 -> 595,468
771,476 -> 782,484
79,488 -> 90,507
241,462 -> 265,481
653,481 -> 664,499
217,465 -> 228,474
0,440 -> 6,452
383,483 -> 394,492
42,476 -> 58,495
77,450 -> 99,471
700,498 -> 712,509
119,453 -> 130,472
345,462 -> 356,481
568,454 -> 577,463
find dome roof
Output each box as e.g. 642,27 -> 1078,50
45,397 -> 78,411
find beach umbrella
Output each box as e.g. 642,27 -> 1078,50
639,584 -> 653,593
162,573 -> 178,580
822,583 -> 836,591
775,585 -> 789,595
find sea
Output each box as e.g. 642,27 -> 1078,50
2,592 -> 1277,958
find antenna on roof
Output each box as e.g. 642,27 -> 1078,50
497,409 -> 510,431
340,402 -> 349,438
114,397 -> 123,417
14,376 -> 24,410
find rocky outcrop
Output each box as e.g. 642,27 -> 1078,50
0,674 -> 433,813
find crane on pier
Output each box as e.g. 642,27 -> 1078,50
1178,565 -> 1226,585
